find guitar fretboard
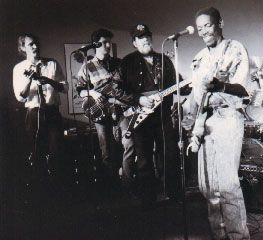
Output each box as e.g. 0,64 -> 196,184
158,80 -> 191,98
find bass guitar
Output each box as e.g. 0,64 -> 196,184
81,82 -> 128,122
82,96 -> 111,122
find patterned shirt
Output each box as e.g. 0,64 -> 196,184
78,56 -> 121,91
13,58 -> 66,108
191,39 -> 249,109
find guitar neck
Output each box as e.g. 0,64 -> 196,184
159,79 -> 191,98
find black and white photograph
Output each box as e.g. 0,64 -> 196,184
1,0 -> 263,239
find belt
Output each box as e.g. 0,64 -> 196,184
207,105 -> 244,117
27,105 -> 59,112
208,104 -> 229,110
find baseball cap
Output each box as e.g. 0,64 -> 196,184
130,24 -> 152,39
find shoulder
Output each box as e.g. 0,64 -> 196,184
111,56 -> 121,63
41,58 -> 61,69
86,58 -> 95,66
122,51 -> 141,62
42,57 -> 56,64
79,57 -> 95,69
222,39 -> 249,65
228,39 -> 246,49
13,60 -> 29,75
110,56 -> 121,67
227,39 -> 248,55
13,59 -> 27,70
162,53 -> 173,64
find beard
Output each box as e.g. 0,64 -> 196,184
139,43 -> 153,55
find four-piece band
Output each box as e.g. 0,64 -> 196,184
13,6 -> 263,240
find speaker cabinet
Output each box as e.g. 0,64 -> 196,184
240,138 -> 263,213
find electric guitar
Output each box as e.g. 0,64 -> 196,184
124,79 -> 191,137
82,95 -> 111,122
81,82 -> 128,122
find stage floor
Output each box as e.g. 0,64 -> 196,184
4,185 -> 263,240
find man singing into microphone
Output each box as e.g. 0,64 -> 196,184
120,24 -> 184,208
13,34 -> 67,193
183,7 -> 250,239
77,29 -> 136,191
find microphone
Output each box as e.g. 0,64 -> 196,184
73,42 -> 102,53
167,26 -> 195,40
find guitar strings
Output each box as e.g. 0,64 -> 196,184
87,88 -> 114,112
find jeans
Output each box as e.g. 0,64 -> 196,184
95,120 -> 112,167
198,108 -> 250,240
119,117 -> 136,189
94,117 -> 135,183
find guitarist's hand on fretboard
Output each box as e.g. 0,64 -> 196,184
139,94 -> 162,109
149,94 -> 162,102
139,96 -> 155,108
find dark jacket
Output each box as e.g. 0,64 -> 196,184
120,51 -> 179,116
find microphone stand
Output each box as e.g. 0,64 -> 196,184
83,50 -> 96,186
173,39 -> 188,240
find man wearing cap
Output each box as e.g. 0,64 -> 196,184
183,7 -> 250,239
120,24 -> 182,207
77,29 -> 136,190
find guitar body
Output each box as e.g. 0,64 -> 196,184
82,96 -> 110,122
124,95 -> 162,138
133,95 -> 162,128
124,79 -> 191,138
81,81 -> 116,122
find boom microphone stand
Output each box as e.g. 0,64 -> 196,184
71,47 -> 96,187
173,38 -> 188,240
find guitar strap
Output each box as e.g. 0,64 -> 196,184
144,54 -> 162,87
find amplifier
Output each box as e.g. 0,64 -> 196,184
239,164 -> 263,175
64,127 -> 97,137
240,138 -> 263,176
240,138 -> 263,212
241,138 -> 263,161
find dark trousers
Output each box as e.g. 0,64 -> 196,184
94,119 -> 114,169
119,117 -> 136,189
25,106 -> 63,178
133,112 -> 181,203
94,117 -> 135,183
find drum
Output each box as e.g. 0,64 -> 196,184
241,138 -> 263,162
245,90 -> 263,123
244,121 -> 263,139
